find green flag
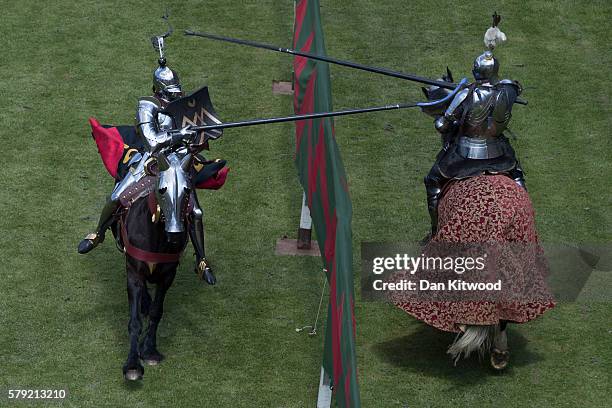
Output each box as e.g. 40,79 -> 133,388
293,1 -> 361,407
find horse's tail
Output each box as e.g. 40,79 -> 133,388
447,325 -> 498,365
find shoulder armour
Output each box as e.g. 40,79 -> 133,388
139,96 -> 161,105
492,88 -> 512,124
136,97 -> 161,125
444,88 -> 470,118
498,79 -> 523,95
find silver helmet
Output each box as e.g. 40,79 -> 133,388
150,13 -> 182,102
472,51 -> 499,82
153,58 -> 182,102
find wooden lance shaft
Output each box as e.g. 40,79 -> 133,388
184,30 -> 527,106
186,102 -> 419,133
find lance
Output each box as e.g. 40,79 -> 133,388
184,30 -> 527,105
181,102 -> 420,134
183,79 -> 468,136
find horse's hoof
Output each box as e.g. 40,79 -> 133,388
124,368 -> 144,381
124,369 -> 142,381
490,348 -> 510,371
141,351 -> 164,366
123,363 -> 144,381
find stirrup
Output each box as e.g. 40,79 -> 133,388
85,232 -> 98,240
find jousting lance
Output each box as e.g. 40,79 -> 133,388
184,78 -> 469,134
184,30 -> 527,106
185,102 -> 419,134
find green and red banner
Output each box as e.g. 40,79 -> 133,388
293,1 -> 361,407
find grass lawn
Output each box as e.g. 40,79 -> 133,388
1,1 -> 610,407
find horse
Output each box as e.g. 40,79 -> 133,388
120,194 -> 185,380
87,118 -> 228,380
115,149 -> 224,380
393,174 -> 555,370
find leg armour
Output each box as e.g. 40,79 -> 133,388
424,165 -> 448,235
95,197 -> 121,239
77,197 -> 119,254
189,195 -> 206,263
78,161 -> 145,254
189,192 -> 216,285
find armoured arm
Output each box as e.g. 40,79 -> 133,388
434,88 -> 470,134
136,97 -> 173,152
136,98 -> 195,153
498,79 -> 522,96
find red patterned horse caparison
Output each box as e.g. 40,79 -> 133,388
393,175 -> 555,332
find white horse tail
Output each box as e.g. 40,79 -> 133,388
447,325 -> 496,365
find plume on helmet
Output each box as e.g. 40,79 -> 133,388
483,11 -> 506,50
150,10 -> 174,62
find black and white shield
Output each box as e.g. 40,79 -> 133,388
163,86 -> 223,142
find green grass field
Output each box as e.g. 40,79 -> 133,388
1,1 -> 610,407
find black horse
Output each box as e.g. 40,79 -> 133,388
119,193 -> 186,380
116,149 -> 224,381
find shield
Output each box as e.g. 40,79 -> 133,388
163,86 -> 223,144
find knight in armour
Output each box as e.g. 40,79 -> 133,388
78,32 -> 215,284
420,13 -> 526,237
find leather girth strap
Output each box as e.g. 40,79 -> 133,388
120,216 -> 183,264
